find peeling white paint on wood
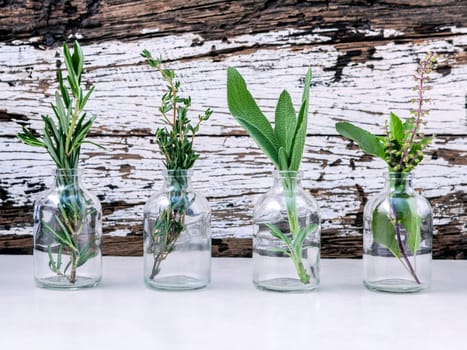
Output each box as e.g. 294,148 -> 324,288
0,28 -> 465,248
0,32 -> 466,137
1,135 -> 465,238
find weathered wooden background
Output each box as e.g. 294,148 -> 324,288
0,1 -> 466,258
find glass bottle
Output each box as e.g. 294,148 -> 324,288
34,169 -> 102,289
253,171 -> 320,292
363,172 -> 432,293
144,169 -> 211,290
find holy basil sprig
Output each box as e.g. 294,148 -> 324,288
17,41 -> 101,283
141,50 -> 212,279
335,52 -> 437,284
335,52 -> 437,173
227,67 -> 315,284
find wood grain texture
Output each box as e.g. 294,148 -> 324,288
0,0 -> 466,257
1,33 -> 466,136
1,0 -> 466,46
1,135 -> 465,257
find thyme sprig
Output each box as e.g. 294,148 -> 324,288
141,50 -> 212,170
141,50 -> 212,279
17,41 -> 101,283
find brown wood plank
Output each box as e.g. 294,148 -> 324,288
0,36 -> 466,137
1,1 -> 466,46
0,1 -> 465,258
1,135 -> 465,257
1,230 -> 465,259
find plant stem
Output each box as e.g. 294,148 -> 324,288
390,202 -> 421,284
69,253 -> 78,283
150,230 -> 168,279
282,174 -> 310,284
53,172 -> 85,284
149,171 -> 189,279
398,52 -> 435,169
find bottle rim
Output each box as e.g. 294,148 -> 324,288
384,171 -> 413,180
272,170 -> 303,178
163,169 -> 194,177
54,168 -> 83,176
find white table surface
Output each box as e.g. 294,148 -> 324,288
1,256 -> 466,350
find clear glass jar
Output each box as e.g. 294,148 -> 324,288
144,169 -> 211,290
253,171 -> 320,292
33,169 -> 102,289
363,172 -> 432,293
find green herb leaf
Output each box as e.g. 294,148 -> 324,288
234,116 -> 280,167
56,245 -> 62,270
292,223 -> 316,254
266,223 -> 292,247
389,112 -> 404,141
17,127 -> 45,148
72,41 -> 84,82
289,99 -> 308,171
336,121 -> 386,159
372,204 -> 401,258
288,69 -> 311,171
278,147 -> 288,170
77,238 -> 97,267
300,69 -> 312,125
393,197 -> 421,255
79,86 -> 95,110
274,90 -> 296,154
47,245 -> 57,272
227,67 -> 279,165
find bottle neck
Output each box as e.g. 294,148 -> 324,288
54,169 -> 82,189
163,169 -> 193,192
272,170 -> 303,191
384,172 -> 414,194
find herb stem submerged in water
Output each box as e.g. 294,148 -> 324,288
336,52 -> 437,284
227,68 -> 316,284
17,41 -> 101,283
141,50 -> 212,279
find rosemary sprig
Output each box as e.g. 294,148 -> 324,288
17,41 -> 101,283
18,41 -> 102,169
141,50 -> 212,278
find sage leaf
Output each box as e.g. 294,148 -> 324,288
227,67 -> 280,166
292,223 -> 317,254
266,223 -> 292,247
300,69 -> 312,125
235,117 -> 280,167
278,147 -> 288,170
335,122 -> 386,159
289,100 -> 308,171
274,90 -> 296,154
288,69 -> 311,171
